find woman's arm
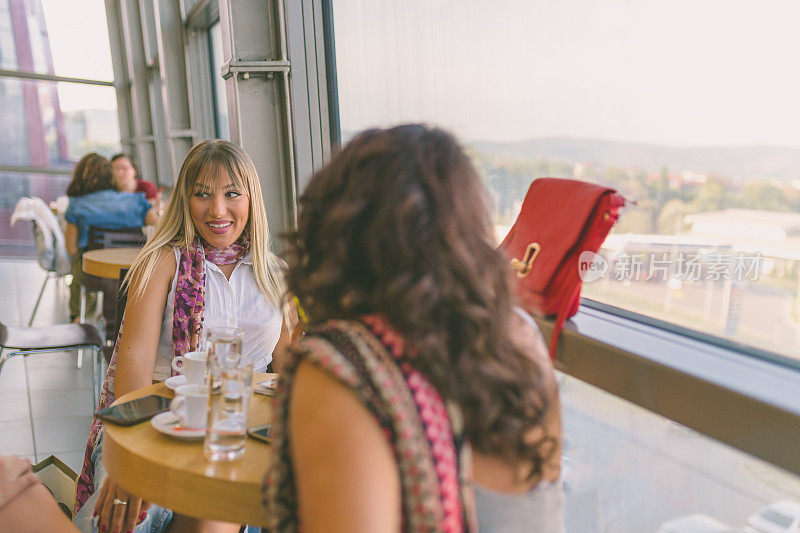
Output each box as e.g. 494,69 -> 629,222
93,247 -> 175,532
64,223 -> 78,257
271,300 -> 299,373
0,456 -> 76,533
271,320 -> 291,373
144,206 -> 159,226
114,246 -> 175,397
290,361 -> 402,533
0,484 -> 77,532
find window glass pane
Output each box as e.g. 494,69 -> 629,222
0,77 -> 118,259
560,373 -> 800,531
39,0 -> 112,80
0,78 -> 119,167
0,0 -> 112,81
0,171 -> 69,257
0,0 -> 18,69
331,0 -> 800,363
209,21 -> 229,140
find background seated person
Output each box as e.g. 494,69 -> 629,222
111,152 -> 161,210
266,125 -> 562,531
73,140 -> 293,533
64,153 -> 158,322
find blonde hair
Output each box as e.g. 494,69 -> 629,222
124,139 -> 291,326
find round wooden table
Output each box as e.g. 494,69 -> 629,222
103,374 -> 276,526
82,247 -> 142,279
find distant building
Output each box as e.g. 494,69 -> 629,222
686,209 -> 800,243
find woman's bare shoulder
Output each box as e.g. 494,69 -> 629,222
289,360 -> 401,531
152,245 -> 177,278
510,308 -> 551,367
128,245 -> 176,296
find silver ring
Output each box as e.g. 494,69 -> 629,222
113,498 -> 128,506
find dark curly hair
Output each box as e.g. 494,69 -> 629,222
286,124 -> 553,480
66,153 -> 114,197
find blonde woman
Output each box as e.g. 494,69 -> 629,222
74,140 -> 293,533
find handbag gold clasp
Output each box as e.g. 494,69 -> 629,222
510,242 -> 541,278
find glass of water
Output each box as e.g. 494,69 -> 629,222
206,327 -> 243,368
204,328 -> 250,461
204,364 -> 252,461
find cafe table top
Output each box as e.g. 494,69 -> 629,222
103,374 -> 276,526
82,247 -> 142,280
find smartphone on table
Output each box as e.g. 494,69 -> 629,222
247,424 -> 272,444
96,394 -> 171,426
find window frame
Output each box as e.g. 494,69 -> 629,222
534,301 -> 800,475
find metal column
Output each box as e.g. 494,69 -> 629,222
106,0 -> 198,187
218,0 -> 297,239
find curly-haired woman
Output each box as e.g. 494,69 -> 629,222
267,124 -> 563,532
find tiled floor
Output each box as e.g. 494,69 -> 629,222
0,259 -> 94,474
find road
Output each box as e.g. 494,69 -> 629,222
583,277 -> 800,361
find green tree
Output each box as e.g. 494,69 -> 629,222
657,198 -> 693,234
691,178 -> 731,212
737,182 -> 792,211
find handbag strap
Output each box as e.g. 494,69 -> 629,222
547,283 -> 582,360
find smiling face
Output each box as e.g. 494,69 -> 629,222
111,156 -> 138,192
188,165 -> 250,249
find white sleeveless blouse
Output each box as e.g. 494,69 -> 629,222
152,247 -> 282,381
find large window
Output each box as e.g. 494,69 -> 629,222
331,0 -> 800,365
0,0 -> 118,257
330,1 -> 800,528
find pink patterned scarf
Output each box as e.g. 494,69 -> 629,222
75,234 -> 250,511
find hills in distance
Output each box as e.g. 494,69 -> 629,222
469,137 -> 800,182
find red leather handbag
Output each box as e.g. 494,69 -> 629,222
499,178 -> 626,359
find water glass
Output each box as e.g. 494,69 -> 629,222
204,363 -> 252,461
206,327 -> 243,367
206,327 -> 243,391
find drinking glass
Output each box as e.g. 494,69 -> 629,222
206,327 -> 243,368
204,328 -> 250,461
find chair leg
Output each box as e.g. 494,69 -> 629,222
28,272 -> 52,326
79,285 -> 86,323
91,347 -> 99,409
0,349 -> 19,378
78,284 -> 86,368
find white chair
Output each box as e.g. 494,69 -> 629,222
0,320 -> 104,407
10,197 -> 71,326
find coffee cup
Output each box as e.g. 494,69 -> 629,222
171,350 -> 207,385
170,384 -> 208,429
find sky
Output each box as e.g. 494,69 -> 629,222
33,0 -> 800,148
333,0 -> 800,148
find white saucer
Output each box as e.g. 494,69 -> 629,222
150,412 -> 205,440
164,375 -> 188,390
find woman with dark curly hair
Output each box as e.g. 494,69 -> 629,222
266,124 -> 563,532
